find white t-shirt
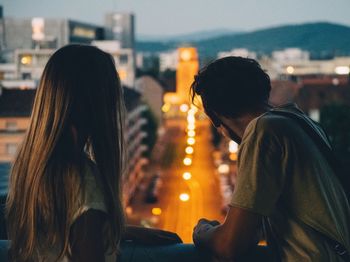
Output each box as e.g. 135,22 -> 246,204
38,159 -> 117,262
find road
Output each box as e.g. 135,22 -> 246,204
128,117 -> 225,243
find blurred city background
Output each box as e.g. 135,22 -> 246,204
0,0 -> 350,243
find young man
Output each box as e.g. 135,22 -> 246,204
191,57 -> 350,261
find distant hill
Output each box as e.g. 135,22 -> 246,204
136,22 -> 350,58
137,29 -> 241,42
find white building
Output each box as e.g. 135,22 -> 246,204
105,12 -> 135,49
135,76 -> 164,124
272,48 -> 310,64
0,49 -> 53,89
218,48 -> 257,59
276,56 -> 350,76
159,50 -> 178,72
93,40 -> 136,88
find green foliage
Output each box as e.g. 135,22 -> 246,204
320,103 -> 350,165
141,106 -> 159,157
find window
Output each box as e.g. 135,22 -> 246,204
6,121 -> 17,132
119,54 -> 129,65
6,143 -> 18,156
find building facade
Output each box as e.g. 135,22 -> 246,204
0,87 -> 149,204
2,17 -> 104,53
105,13 -> 135,49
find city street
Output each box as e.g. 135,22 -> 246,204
128,117 -> 225,243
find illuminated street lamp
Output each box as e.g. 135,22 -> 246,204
183,157 -> 192,166
21,56 -> 32,65
187,130 -> 196,137
187,123 -> 195,130
180,104 -> 189,113
187,137 -> 195,145
286,66 -> 295,74
152,207 -> 162,216
183,172 -> 192,180
179,193 -> 190,202
185,146 -> 194,155
162,103 -> 171,113
218,164 -> 230,174
187,115 -> 195,123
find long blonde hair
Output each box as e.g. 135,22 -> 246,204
6,44 -> 126,261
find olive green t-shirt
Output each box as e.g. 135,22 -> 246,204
230,104 -> 350,261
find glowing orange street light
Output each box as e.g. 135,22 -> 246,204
180,104 -> 189,112
179,193 -> 190,202
187,115 -> 195,123
152,207 -> 162,216
187,130 -> 196,137
187,137 -> 195,145
185,146 -> 194,155
183,157 -> 192,166
183,172 -> 192,180
218,164 -> 230,174
187,123 -> 195,130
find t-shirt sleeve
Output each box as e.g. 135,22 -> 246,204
72,164 -> 108,223
230,118 -> 287,216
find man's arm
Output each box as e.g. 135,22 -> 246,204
193,206 -> 261,260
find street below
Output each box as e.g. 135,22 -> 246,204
128,117 -> 225,243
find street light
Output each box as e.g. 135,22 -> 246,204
286,66 -> 295,74
183,172 -> 192,180
180,104 -> 189,112
162,103 -> 171,113
187,130 -> 196,137
187,123 -> 195,130
185,146 -> 194,155
183,157 -> 192,166
187,115 -> 195,123
179,193 -> 190,202
218,164 -> 230,174
152,207 -> 162,216
187,137 -> 195,145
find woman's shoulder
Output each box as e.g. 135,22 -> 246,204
73,158 -> 108,222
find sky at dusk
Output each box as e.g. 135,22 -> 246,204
2,0 -> 350,36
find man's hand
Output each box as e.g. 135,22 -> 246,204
193,219 -> 220,247
192,207 -> 261,260
123,226 -> 183,245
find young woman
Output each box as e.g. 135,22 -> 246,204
6,44 -> 127,261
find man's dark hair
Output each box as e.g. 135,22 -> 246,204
191,56 -> 271,118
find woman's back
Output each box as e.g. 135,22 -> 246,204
38,158 -> 117,261
6,44 -> 126,261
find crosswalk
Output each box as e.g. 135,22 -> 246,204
0,164 -> 10,196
